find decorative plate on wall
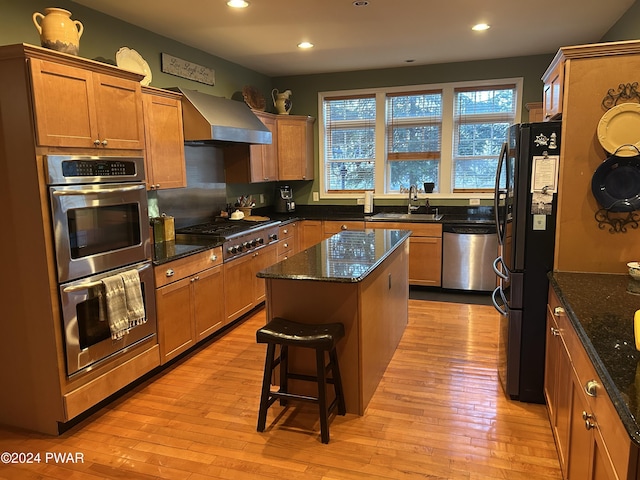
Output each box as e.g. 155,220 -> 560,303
597,102 -> 640,156
115,47 -> 152,86
591,153 -> 640,211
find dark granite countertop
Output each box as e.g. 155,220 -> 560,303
257,229 -> 412,283
549,271 -> 640,444
153,236 -> 223,265
261,205 -> 494,225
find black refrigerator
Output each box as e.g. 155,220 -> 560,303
492,121 -> 562,403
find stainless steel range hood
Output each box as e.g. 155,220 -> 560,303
176,88 -> 272,145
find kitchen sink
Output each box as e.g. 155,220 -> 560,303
369,212 -> 444,221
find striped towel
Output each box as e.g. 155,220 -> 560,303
102,269 -> 147,340
121,269 -> 146,327
102,274 -> 129,340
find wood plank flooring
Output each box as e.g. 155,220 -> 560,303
0,300 -> 562,479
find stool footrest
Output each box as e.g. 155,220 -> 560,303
271,390 -> 318,404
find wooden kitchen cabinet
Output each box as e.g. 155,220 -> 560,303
298,220 -> 324,250
277,114 -> 315,181
224,111 -> 278,183
223,243 -> 277,323
545,286 -> 633,480
142,87 -> 186,190
542,56 -> 564,121
366,221 -> 442,286
30,57 -> 145,150
323,220 -> 365,238
155,247 -> 224,363
277,222 -> 298,261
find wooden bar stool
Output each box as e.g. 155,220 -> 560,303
256,317 -> 346,443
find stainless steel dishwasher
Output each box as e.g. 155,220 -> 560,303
442,223 -> 497,291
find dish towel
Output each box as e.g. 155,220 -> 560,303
121,269 -> 146,328
102,273 -> 129,340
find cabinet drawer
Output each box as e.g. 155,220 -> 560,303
323,220 -> 365,234
277,238 -> 295,256
154,247 -> 222,287
279,222 -> 297,240
365,221 -> 442,237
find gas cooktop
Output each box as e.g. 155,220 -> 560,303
176,218 -> 278,239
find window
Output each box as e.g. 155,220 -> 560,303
453,85 -> 517,191
386,91 -> 442,193
319,78 -> 521,198
323,95 -> 376,192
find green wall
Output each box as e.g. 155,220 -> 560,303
2,0 -> 638,208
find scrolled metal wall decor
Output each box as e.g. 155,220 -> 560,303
594,209 -> 640,233
602,82 -> 640,109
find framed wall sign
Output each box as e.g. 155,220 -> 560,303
161,53 -> 215,85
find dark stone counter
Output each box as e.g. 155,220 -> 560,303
257,229 -> 412,283
549,271 -> 640,444
152,235 -> 223,265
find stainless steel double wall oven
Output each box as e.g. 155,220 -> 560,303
46,155 -> 157,377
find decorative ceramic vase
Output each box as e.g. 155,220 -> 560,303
32,8 -> 84,56
272,89 -> 292,115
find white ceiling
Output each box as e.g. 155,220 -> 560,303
72,0 -> 635,77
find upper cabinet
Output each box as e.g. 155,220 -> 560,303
542,55 -> 564,121
225,111 -> 278,183
224,112 -> 315,183
142,86 -> 186,190
30,58 -> 145,150
277,114 -> 315,181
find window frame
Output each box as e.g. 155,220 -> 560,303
317,77 -> 523,200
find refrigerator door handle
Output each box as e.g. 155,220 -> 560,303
492,286 -> 508,316
493,256 -> 508,280
494,142 -> 509,246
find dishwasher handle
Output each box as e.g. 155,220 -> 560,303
442,224 -> 497,235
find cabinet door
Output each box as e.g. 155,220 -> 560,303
156,277 -> 195,363
253,244 -> 278,304
193,265 -> 225,341
408,236 -> 442,286
277,116 -> 314,180
30,58 -> 98,148
93,73 -> 145,150
142,91 -> 187,190
223,254 -> 256,323
545,307 -> 571,478
250,112 -> 278,182
298,220 -> 323,250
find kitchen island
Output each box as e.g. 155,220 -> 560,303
257,228 -> 411,415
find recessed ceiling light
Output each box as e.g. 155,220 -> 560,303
472,23 -> 490,31
353,1 -> 370,6
298,42 -> 314,49
227,0 -> 249,8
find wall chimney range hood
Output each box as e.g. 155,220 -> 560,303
176,88 -> 272,145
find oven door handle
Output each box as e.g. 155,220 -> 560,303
62,262 -> 151,293
52,184 -> 146,196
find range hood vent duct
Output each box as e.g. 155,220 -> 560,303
176,88 -> 272,145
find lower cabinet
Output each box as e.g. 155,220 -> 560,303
154,247 -> 224,364
366,221 -> 442,286
224,243 -> 277,323
545,286 -> 635,480
298,220 -> 323,250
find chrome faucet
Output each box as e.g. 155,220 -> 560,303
408,184 -> 420,213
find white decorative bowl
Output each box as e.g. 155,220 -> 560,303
628,262 -> 640,280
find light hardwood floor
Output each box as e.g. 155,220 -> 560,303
0,300 -> 562,479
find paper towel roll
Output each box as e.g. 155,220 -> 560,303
364,191 -> 374,213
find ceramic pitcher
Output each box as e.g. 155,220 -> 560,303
272,89 -> 292,115
33,8 -> 84,56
